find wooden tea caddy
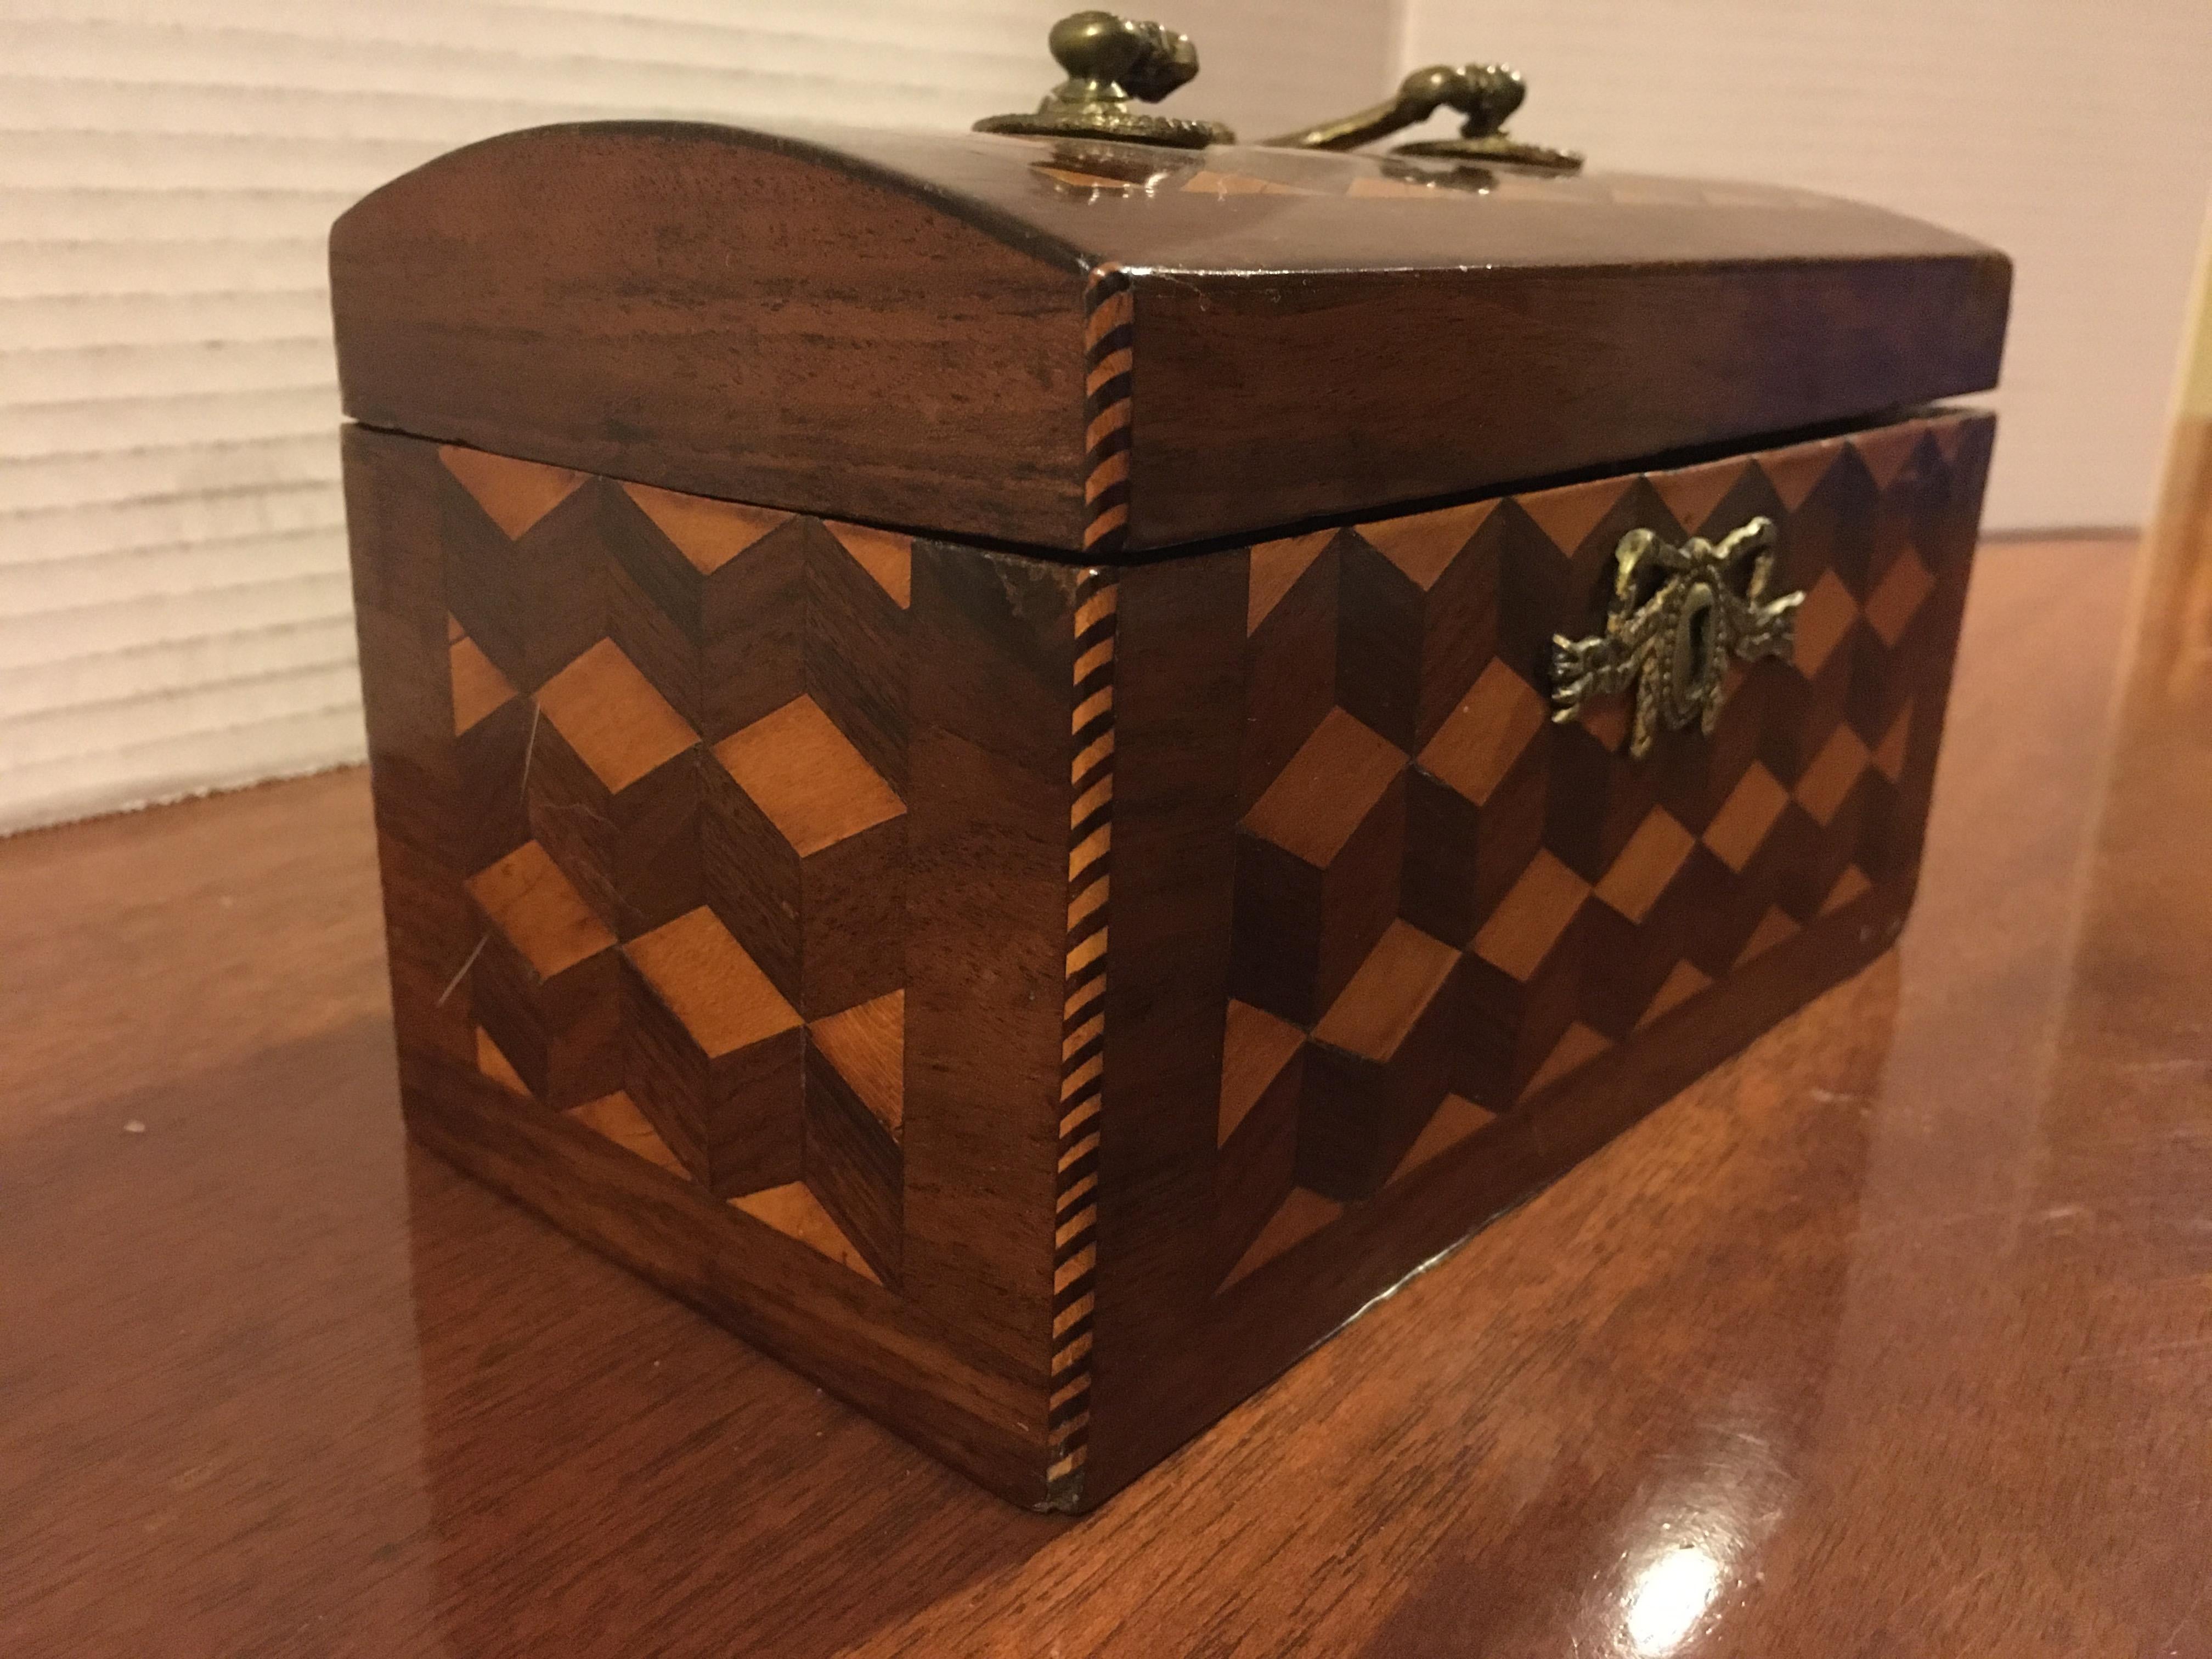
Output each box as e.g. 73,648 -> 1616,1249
332,15 -> 2008,1510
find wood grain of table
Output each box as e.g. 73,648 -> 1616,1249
4,491 -> 2210,1652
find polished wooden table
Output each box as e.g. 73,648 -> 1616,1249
6,486 -> 2210,1651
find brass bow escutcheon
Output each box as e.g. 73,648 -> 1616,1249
1550,519 -> 1803,759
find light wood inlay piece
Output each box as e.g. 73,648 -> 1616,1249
1218,999 -> 1305,1146
1344,176 -> 1450,201
1823,866 -> 1874,915
1795,725 -> 1872,826
1759,436 -> 1842,511
1417,661 -> 1548,806
1222,1188 -> 1343,1289
1242,707 -> 1405,868
1581,698 -> 1632,754
1517,475 -> 1632,554
1637,958 -> 1713,1028
624,906 -> 799,1059
1851,421 -> 1925,491
1703,764 -> 1790,873
731,1182 -> 883,1284
476,1027 -> 529,1096
1312,921 -> 1459,1063
568,1090 -> 686,1177
1386,1093 -> 1498,1184
1355,498 -> 1495,591
1520,1020 -> 1611,1100
438,444 -> 583,539
1793,569 -> 1859,678
1594,808 -> 1696,923
1245,530 -> 1335,634
621,480 -> 791,575
1650,458 -> 1752,537
449,636 -> 517,736
1865,549 -> 1936,646
1184,170 -> 1309,198
534,640 -> 697,794
808,990 -> 904,1138
1472,850 -> 1590,982
1874,703 -> 1914,782
824,521 -> 913,610
1735,905 -> 1801,968
465,841 -> 614,979
714,695 -> 905,857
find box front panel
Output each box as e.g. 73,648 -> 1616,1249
344,427 -> 1080,1504
1084,409 -> 1994,1506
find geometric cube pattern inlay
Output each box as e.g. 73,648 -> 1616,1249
1214,411 -> 1983,1288
438,442 -> 913,1286
351,407 -> 1987,1510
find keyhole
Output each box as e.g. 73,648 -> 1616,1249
1672,583 -> 1717,712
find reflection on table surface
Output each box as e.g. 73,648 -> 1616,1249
3,422 -> 2208,1657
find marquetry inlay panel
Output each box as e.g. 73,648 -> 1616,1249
349,406 -> 1989,1508
1211,411 -> 1987,1286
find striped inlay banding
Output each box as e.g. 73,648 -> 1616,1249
1082,263 -> 1134,557
1049,571 -> 1116,1499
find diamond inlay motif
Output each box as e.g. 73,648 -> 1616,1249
1205,411 -> 1977,1283
1474,850 -> 1590,982
1243,706 -> 1405,867
625,906 -> 798,1058
1703,764 -> 1790,873
467,840 -> 612,979
1594,808 -> 1696,923
1313,921 -> 1459,1062
1417,661 -> 1547,807
1792,570 -> 1858,679
1864,548 -> 1936,647
716,694 -> 905,857
1794,724 -> 1871,826
537,639 -> 697,793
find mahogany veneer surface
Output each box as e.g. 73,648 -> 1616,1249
5,518 -> 2207,1654
330,121 -> 2006,553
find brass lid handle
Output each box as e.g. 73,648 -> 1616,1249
975,12 -> 1234,150
1265,61 -> 1583,173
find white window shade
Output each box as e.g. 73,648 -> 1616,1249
0,0 -> 1393,832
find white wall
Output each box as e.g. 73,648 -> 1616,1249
1401,0 -> 2212,534
2,0 -> 2207,833
0,0 -> 1391,833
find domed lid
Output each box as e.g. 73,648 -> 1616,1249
330,119 -> 2007,557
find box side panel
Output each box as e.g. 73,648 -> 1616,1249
343,426 -> 1073,1505
1081,409 -> 1994,1506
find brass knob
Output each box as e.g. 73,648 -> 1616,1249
975,11 -> 1233,150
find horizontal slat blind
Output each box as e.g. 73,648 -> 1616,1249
0,1 -> 1052,830
0,0 -> 1392,832
1404,0 -> 2212,538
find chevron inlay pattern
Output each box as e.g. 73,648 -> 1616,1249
1210,410 -> 1988,1288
